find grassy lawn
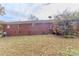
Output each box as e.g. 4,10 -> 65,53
0,35 -> 79,56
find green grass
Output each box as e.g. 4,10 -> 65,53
0,35 -> 78,56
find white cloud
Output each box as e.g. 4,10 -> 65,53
34,3 -> 79,20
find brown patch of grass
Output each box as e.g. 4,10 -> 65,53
0,35 -> 78,56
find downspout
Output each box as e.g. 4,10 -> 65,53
18,24 -> 20,36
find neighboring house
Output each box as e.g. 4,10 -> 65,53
3,20 -> 53,36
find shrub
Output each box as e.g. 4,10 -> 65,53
63,22 -> 74,38
56,20 -> 76,38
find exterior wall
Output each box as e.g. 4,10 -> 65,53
4,23 -> 53,36
4,24 -> 19,36
31,23 -> 53,34
19,24 -> 32,35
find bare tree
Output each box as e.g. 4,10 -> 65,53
0,4 -> 5,16
53,9 -> 76,38
29,14 -> 39,21
0,4 -> 6,37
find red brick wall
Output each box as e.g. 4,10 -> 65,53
4,24 -> 19,36
19,24 -> 32,35
31,23 -> 53,34
4,23 -> 53,36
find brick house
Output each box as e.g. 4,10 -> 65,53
3,20 -> 53,36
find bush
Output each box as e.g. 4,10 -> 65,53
63,21 -> 75,38
56,20 -> 76,38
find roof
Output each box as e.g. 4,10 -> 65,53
3,20 -> 53,24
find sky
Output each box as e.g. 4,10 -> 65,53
1,3 -> 79,22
